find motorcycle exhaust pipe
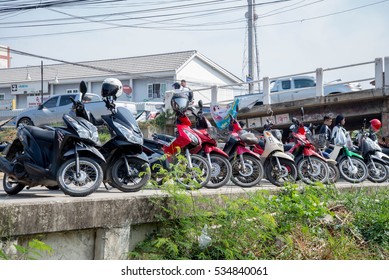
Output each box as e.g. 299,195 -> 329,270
0,157 -> 14,175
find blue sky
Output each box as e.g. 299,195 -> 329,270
1,0 -> 388,85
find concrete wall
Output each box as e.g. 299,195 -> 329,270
0,194 -> 165,260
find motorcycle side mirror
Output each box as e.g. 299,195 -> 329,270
198,100 -> 203,109
79,80 -> 88,100
300,107 -> 304,117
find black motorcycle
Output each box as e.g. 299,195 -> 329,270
71,80 -> 150,192
0,83 -> 105,197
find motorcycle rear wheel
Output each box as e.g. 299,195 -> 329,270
111,158 -> 151,192
206,154 -> 232,189
3,174 -> 25,195
57,157 -> 103,197
265,157 -> 297,187
327,162 -> 340,184
230,154 -> 263,187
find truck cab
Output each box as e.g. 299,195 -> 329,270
269,75 -> 361,103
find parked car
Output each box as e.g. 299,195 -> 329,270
236,75 -> 362,110
15,93 -> 137,127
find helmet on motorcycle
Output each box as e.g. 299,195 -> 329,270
369,118 -> 381,132
171,92 -> 189,114
101,78 -> 123,98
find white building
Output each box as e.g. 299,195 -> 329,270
0,50 -> 242,110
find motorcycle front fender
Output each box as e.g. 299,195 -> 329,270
369,154 -> 389,166
63,144 -> 106,163
204,144 -> 229,158
270,151 -> 295,162
235,145 -> 261,160
124,152 -> 149,164
376,151 -> 389,163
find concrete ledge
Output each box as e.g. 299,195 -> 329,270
1,183 -> 388,259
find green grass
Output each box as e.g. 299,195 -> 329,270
129,182 -> 389,260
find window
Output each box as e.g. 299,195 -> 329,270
294,78 -> 315,89
147,83 -> 166,99
0,94 -> 4,101
59,95 -> 76,106
43,96 -> 59,108
281,80 -> 291,90
66,89 -> 79,94
84,94 -> 100,103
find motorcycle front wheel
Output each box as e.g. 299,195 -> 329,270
176,154 -> 211,190
230,154 -> 263,187
265,157 -> 297,187
3,174 -> 25,195
206,154 -> 232,189
367,160 -> 388,183
57,157 -> 103,197
111,158 -> 151,192
338,157 -> 368,183
297,156 -> 329,185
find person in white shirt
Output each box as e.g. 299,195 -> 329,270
331,114 -> 347,146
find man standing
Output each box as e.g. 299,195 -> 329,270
180,79 -> 190,91
180,79 -> 193,104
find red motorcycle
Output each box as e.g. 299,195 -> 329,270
190,100 -> 232,188
222,115 -> 264,187
285,112 -> 331,184
147,93 -> 211,189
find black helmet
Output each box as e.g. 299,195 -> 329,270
101,78 -> 123,98
171,93 -> 189,114
172,82 -> 181,89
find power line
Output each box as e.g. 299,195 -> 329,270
258,0 -> 389,27
0,0 -> 387,38
7,46 -> 135,75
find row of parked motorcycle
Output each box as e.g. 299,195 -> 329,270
0,79 -> 388,197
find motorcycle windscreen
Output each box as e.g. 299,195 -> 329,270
114,107 -> 141,133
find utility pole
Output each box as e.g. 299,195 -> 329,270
41,61 -> 43,104
247,0 -> 255,94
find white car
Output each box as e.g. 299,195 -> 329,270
16,93 -> 137,127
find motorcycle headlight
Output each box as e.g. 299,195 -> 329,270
64,115 -> 100,144
183,129 -> 199,145
113,121 -> 143,145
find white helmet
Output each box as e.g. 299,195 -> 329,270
101,78 -> 123,98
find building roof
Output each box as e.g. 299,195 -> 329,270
0,50 -> 241,85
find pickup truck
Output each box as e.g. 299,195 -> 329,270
15,93 -> 137,127
237,75 -> 362,110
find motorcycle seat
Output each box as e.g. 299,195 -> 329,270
143,138 -> 164,150
152,133 -> 175,143
257,139 -> 265,149
25,126 -> 55,142
240,132 -> 258,145
283,144 -> 294,152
